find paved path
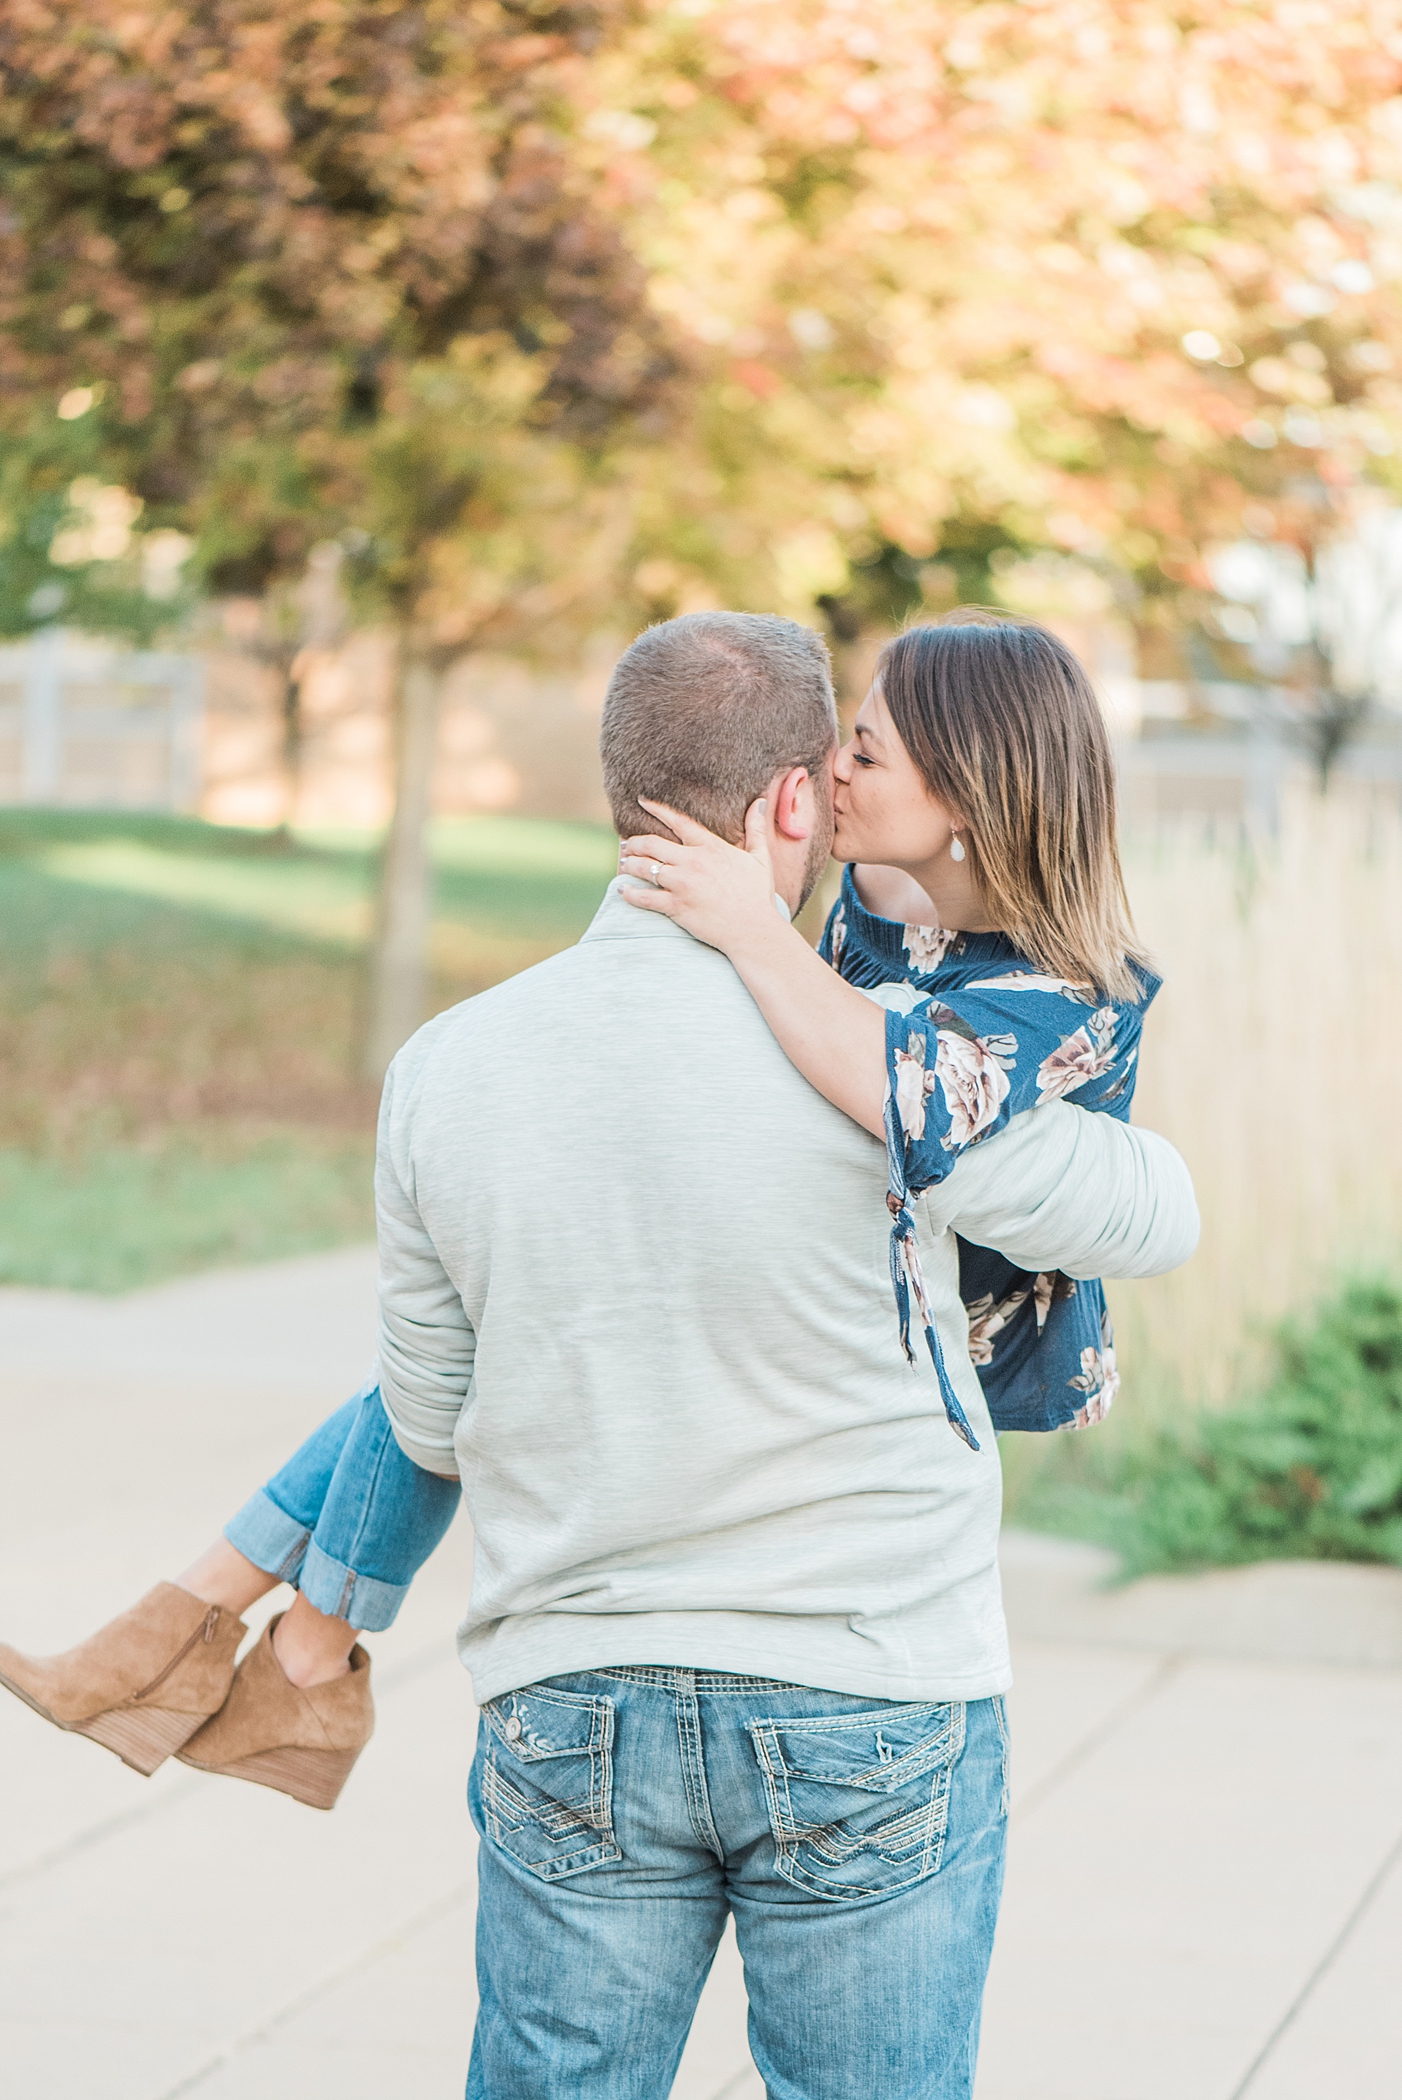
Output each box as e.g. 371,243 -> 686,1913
2,1248 -> 1400,2098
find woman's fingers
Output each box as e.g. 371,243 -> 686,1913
619,856 -> 690,906
618,833 -> 682,865
635,798 -> 722,846
742,797 -> 773,869
618,850 -> 678,882
618,877 -> 678,915
619,794 -> 776,952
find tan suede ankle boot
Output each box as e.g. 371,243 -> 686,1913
178,1615 -> 373,1811
0,1584 -> 246,1775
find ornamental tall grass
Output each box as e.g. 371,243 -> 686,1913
1113,789 -> 1402,1418
1005,787 -> 1402,1513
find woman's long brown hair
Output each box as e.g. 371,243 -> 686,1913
876,612 -> 1149,1001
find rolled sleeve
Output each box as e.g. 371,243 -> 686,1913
925,1101 -> 1200,1281
374,1047 -> 476,1480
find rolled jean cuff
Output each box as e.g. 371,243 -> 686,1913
223,1491 -> 411,1632
224,1488 -> 312,1586
296,1540 -> 408,1633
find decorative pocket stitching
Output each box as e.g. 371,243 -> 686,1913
481,1685 -> 620,1878
750,1701 -> 967,1902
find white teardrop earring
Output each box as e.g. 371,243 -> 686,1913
948,831 -> 966,863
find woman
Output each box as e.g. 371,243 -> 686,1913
0,614 -> 1154,1811
620,613 -> 1155,1446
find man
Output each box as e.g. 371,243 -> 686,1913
376,612 -> 1197,2099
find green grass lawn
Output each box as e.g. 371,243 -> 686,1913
0,809 -> 616,1291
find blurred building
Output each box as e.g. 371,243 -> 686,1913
1120,682 -> 1402,831
1,620 -> 1400,834
0,628 -> 203,811
0,626 -> 618,829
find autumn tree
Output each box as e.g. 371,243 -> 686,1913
0,395 -> 195,642
1210,496 -> 1402,787
592,0 -> 1402,654
0,0 -> 669,1065
7,0 -> 1402,1004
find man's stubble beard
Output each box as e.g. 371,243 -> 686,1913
796,773 -> 836,914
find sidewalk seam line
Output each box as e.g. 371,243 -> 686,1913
149,1878 -> 476,2099
0,1775 -> 204,1896
1010,1652 -> 1183,1826
0,1637 -> 455,1896
1227,1818 -> 1402,2100
709,2070 -> 761,2099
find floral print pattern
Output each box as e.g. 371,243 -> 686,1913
933,1022 -> 1015,1147
967,970 -> 1093,999
892,1032 -> 938,1143
1035,1007 -> 1118,1102
818,865 -> 1159,1442
967,1270 -> 1074,1365
827,901 -> 848,978
1064,1309 -> 1120,1429
895,1022 -> 1016,1149
964,1286 -> 1030,1365
1032,1270 -> 1063,1333
904,922 -> 958,973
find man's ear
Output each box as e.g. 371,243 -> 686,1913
770,765 -> 815,840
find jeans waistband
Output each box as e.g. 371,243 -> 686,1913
589,1666 -> 805,1695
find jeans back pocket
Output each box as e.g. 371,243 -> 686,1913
480,1683 -> 622,1881
750,1700 -> 966,1901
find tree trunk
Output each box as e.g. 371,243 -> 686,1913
363,650 -> 442,1080
280,649 -> 305,830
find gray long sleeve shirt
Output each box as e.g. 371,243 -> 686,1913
376,882 -> 1198,1706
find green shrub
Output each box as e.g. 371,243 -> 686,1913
1022,1277 -> 1402,1574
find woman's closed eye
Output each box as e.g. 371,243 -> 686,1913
851,750 -> 877,769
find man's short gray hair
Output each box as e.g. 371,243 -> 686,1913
601,612 -> 837,842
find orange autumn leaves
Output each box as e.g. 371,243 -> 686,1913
3,0 -> 1402,627
611,0 -> 1402,585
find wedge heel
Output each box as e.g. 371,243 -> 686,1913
183,1742 -> 362,1811
77,1703 -> 208,1776
0,1587 -> 245,1777
177,1617 -> 373,1811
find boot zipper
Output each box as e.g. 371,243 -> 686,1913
134,1607 -> 220,1702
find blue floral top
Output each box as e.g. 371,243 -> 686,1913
818,867 -> 1160,1449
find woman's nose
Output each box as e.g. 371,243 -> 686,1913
833,739 -> 856,783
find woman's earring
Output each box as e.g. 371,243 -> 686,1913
949,832 -> 966,863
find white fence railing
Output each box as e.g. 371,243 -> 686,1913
0,627 -> 1398,831
1118,726 -> 1402,832
0,628 -> 203,812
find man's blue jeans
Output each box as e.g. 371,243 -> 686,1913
223,1381 -> 460,1630
468,1668 -> 1009,2100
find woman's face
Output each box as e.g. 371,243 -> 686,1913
831,683 -> 960,870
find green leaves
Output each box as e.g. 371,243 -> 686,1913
0,408 -> 194,643
1121,1278 -> 1402,1573
0,0 -> 664,647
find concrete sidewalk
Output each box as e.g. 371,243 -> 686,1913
2,1247 -> 1399,2099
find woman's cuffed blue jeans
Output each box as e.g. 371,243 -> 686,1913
223,1380 -> 461,1631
